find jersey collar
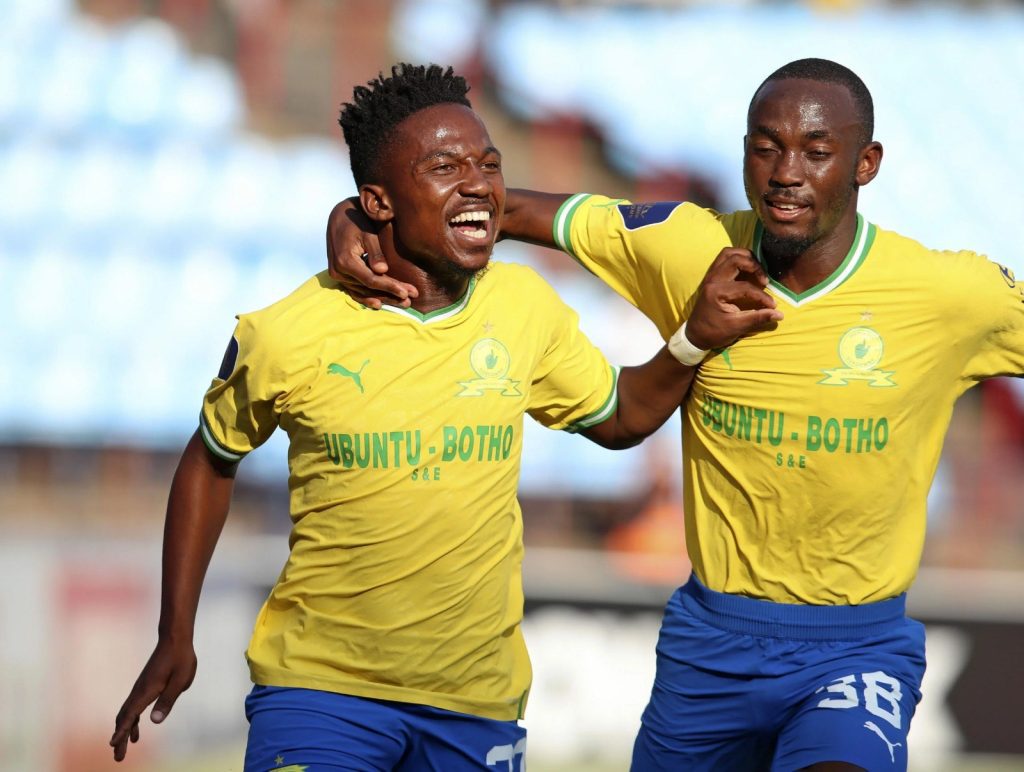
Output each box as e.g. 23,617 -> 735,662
378,275 -> 477,324
753,213 -> 876,307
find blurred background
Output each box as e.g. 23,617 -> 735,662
1,0 -> 1023,770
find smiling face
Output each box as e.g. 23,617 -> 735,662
743,78 -> 881,260
362,103 -> 505,293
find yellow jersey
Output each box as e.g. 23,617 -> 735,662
200,263 -> 617,720
556,193 -> 1024,604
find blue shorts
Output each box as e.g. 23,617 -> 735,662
243,686 -> 526,772
632,575 -> 927,772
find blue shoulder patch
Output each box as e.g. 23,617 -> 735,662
617,202 -> 683,231
217,336 -> 239,380
996,262 -> 1016,288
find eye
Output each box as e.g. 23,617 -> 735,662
482,160 -> 502,171
807,149 -> 831,160
432,163 -> 456,173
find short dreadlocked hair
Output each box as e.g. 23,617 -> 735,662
751,58 -> 874,147
339,63 -> 472,186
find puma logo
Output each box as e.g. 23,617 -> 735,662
327,360 -> 369,393
864,720 -> 902,763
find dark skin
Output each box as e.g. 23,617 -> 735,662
324,81 -> 881,772
347,100 -> 778,449
744,77 -> 882,294
109,431 -> 236,762
328,78 -> 881,312
109,101 -> 780,763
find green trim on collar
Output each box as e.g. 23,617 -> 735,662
380,275 -> 477,324
754,214 -> 875,307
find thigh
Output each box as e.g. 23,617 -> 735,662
632,718 -> 773,772
244,686 -> 406,772
771,622 -> 926,772
631,609 -> 776,770
399,703 -> 526,772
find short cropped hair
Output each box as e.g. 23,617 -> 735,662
339,63 -> 472,185
751,58 -> 874,146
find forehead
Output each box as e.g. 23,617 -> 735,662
748,78 -> 859,137
389,103 -> 493,160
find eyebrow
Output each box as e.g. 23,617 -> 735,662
752,125 -> 833,142
419,146 -> 502,164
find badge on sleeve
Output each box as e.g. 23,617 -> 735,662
217,336 -> 239,380
617,202 -> 682,231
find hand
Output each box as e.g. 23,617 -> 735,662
109,637 -> 197,762
326,198 -> 418,309
685,247 -> 783,351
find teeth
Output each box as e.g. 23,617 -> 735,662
450,211 -> 490,224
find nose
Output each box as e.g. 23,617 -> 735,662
770,149 -> 803,187
459,162 -> 491,196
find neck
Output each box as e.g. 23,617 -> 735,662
381,238 -> 474,313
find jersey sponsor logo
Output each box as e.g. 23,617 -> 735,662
217,336 -> 238,380
616,201 -> 682,231
322,424 -> 515,470
327,360 -> 370,393
457,339 -> 521,397
819,327 -> 896,387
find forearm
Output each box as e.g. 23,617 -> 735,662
584,347 -> 693,449
157,431 -> 236,640
500,189 -> 572,248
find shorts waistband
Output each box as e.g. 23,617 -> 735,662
679,574 -> 907,641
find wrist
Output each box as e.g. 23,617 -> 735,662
668,321 -> 709,366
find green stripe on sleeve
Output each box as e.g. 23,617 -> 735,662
565,366 -> 620,432
199,412 -> 246,463
552,193 -> 591,256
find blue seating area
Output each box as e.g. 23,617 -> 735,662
3,0 -> 1022,497
399,1 -> 1024,274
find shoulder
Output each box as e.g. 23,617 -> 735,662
236,271 -> 349,356
871,225 -> 1020,308
484,260 -> 548,286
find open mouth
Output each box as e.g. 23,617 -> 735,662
449,210 -> 491,240
765,200 -> 810,222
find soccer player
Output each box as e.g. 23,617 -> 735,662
109,64 -> 778,771
326,59 -> 1024,770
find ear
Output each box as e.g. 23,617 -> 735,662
359,184 -> 394,224
855,141 -> 883,187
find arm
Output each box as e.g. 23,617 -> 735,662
325,189 -> 572,305
109,430 -> 237,762
499,189 -> 572,248
581,247 -> 783,449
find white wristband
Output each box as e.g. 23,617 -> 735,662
668,322 -> 709,366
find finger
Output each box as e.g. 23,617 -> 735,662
150,666 -> 195,724
706,249 -> 764,283
711,284 -> 777,311
364,251 -> 391,276
727,307 -> 784,334
341,286 -> 414,310
111,714 -> 140,761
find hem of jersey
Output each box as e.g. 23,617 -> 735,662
199,412 -> 246,462
377,275 -> 477,324
754,213 -> 875,307
248,669 -> 525,722
564,366 -> 620,433
552,193 -> 591,258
